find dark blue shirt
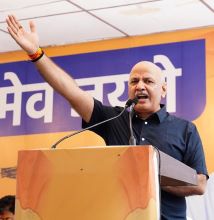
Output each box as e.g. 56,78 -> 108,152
83,99 -> 208,220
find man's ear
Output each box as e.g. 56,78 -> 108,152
161,82 -> 167,98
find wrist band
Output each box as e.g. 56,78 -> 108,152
28,47 -> 44,62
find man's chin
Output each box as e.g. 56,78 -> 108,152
134,104 -> 150,113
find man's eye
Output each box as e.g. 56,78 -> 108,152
130,79 -> 138,84
145,79 -> 154,84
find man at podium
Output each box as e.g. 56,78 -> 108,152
6,15 -> 208,219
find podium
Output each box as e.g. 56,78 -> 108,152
15,145 -> 197,220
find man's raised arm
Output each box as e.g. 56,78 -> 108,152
6,15 -> 94,122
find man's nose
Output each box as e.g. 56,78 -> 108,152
136,80 -> 145,90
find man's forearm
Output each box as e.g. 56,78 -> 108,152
162,185 -> 202,197
34,54 -> 94,122
162,174 -> 207,197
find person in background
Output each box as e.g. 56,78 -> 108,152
0,195 -> 15,220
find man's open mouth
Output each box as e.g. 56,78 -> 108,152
137,94 -> 149,100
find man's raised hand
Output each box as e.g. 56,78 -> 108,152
6,15 -> 39,54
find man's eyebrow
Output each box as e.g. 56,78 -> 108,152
130,76 -> 139,79
130,76 -> 154,80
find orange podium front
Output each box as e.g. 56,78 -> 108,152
15,146 -> 160,220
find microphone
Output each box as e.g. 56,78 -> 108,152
51,97 -> 138,149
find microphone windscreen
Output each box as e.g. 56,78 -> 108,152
125,97 -> 138,107
132,97 -> 138,105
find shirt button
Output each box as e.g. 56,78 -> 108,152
142,137 -> 145,141
145,121 -> 148,125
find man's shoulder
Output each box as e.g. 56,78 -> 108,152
94,99 -> 125,113
167,113 -> 196,128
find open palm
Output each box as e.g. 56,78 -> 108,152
6,15 -> 39,54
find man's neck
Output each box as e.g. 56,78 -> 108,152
136,106 -> 161,120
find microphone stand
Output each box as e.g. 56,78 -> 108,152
129,103 -> 136,145
51,98 -> 138,149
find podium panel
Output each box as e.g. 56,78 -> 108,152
15,146 -> 160,220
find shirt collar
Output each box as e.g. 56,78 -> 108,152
154,104 -> 168,123
134,104 -> 167,124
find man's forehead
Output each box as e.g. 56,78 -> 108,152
129,70 -> 158,79
130,71 -> 153,78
